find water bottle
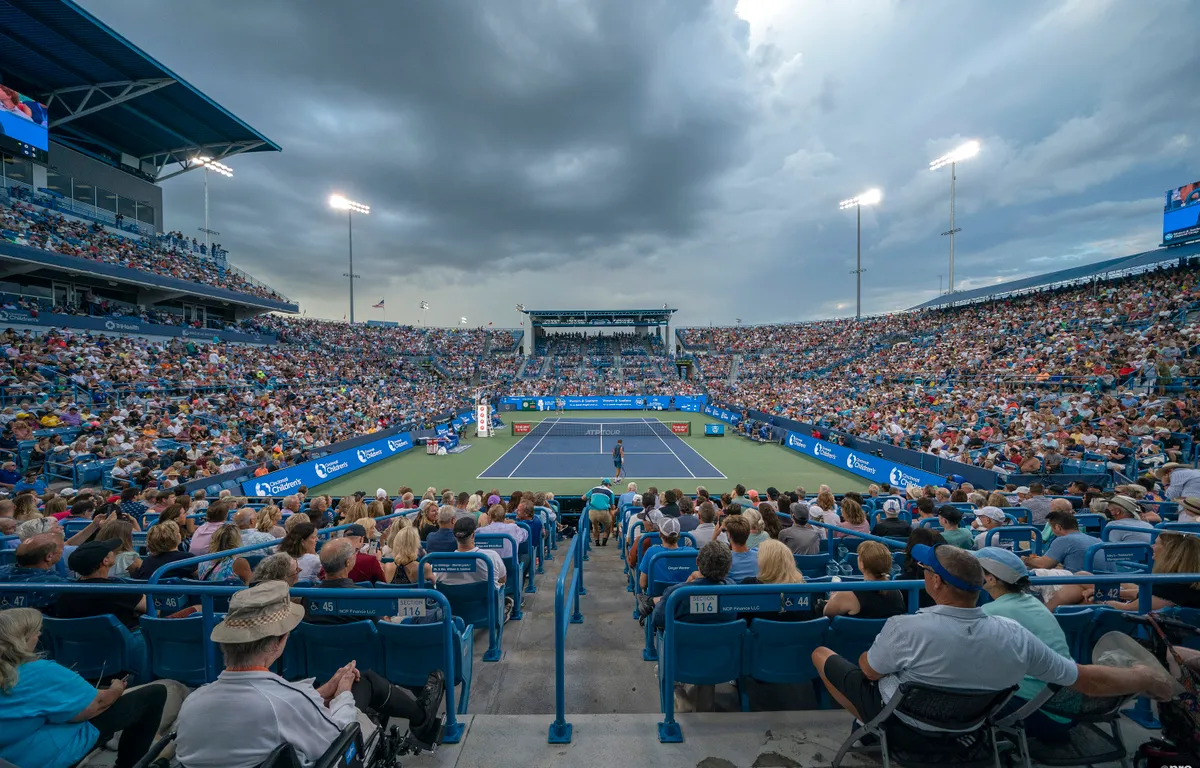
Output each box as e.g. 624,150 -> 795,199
825,560 -> 840,578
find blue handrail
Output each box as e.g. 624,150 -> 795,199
474,531 -> 524,618
809,521 -> 907,553
548,508 -> 589,744
655,572 -> 1200,742
0,582 -> 465,743
145,539 -> 283,615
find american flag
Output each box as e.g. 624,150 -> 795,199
372,299 -> 385,309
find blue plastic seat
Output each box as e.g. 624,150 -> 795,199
657,619 -> 746,714
1053,607 -> 1097,663
42,615 -> 144,684
826,616 -> 888,663
742,618 -> 829,710
794,554 -> 833,579
435,581 -> 504,662
378,617 -> 473,714
293,621 -> 381,684
139,614 -> 217,687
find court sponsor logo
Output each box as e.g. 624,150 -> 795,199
356,446 -> 383,463
104,319 -> 142,332
812,443 -> 838,461
313,457 -> 350,480
670,423 -> 689,434
513,423 -> 532,434
845,452 -> 878,476
584,429 -> 621,436
889,466 -> 928,489
254,476 -> 303,496
387,437 -> 410,451
786,433 -> 808,451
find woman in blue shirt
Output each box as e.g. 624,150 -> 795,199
0,608 -> 168,768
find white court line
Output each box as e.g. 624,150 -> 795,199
642,417 -> 696,479
478,475 -> 728,480
529,451 -> 674,456
476,418 -> 557,479
506,418 -> 561,479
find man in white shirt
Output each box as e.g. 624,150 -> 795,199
439,517 -> 507,589
174,581 -> 445,767
1103,495 -> 1154,543
811,543 -> 1172,730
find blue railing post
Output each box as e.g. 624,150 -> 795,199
548,523 -> 584,744
1125,581 -> 1161,729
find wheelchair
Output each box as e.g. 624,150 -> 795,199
131,715 -> 441,768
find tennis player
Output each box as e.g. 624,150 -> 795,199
612,439 -> 626,482
556,396 -> 565,415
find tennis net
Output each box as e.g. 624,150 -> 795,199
512,420 -> 691,437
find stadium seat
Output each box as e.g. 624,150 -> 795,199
293,621 -> 381,685
378,616 -> 473,714
41,615 -> 146,685
793,553 -> 833,579
825,616 -> 888,664
741,617 -> 829,711
139,614 -> 218,686
656,618 -> 746,716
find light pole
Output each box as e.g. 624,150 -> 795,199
838,188 -> 882,319
420,300 -> 429,327
929,140 -> 980,294
195,157 -> 231,260
329,194 -> 369,324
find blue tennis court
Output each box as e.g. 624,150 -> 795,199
478,418 -> 725,480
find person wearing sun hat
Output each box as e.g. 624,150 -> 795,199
974,547 -> 1076,742
1104,495 -> 1153,543
174,581 -> 446,767
1179,496 -> 1200,524
1158,462 -> 1200,499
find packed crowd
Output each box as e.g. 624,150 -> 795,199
693,264 -> 1200,474
0,199 -> 287,302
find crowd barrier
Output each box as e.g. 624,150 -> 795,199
0,582 -> 467,743
548,509 -> 590,743
654,572 -> 1200,742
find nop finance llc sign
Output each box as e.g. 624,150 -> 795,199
783,431 -> 945,489
243,431 -> 414,496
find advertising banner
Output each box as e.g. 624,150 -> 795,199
0,309 -> 277,344
783,431 -> 946,489
243,431 -> 414,496
502,395 -> 706,411
704,423 -> 725,436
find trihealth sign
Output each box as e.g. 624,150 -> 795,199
784,431 -> 945,489
243,431 -> 414,496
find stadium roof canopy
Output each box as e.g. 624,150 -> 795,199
908,243 -> 1200,311
0,0 -> 280,181
522,308 -> 678,328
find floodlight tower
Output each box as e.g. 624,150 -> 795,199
929,140 -> 980,294
838,188 -> 882,319
329,194 -> 369,323
194,157 -> 232,259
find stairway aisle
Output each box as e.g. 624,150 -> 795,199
470,531 -> 659,715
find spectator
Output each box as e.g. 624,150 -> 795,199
196,524 -> 252,585
823,541 -> 905,619
721,515 -> 758,581
911,497 -> 937,528
255,505 -> 285,539
811,543 -> 1173,733
477,503 -> 528,562
279,522 -> 321,583
97,518 -> 142,577
676,497 -> 699,533
658,489 -> 681,519
690,501 -> 719,547
233,508 -> 276,546
651,540 -> 735,631
583,480 -> 615,546
1023,483 -> 1053,526
440,517 -> 506,589
743,508 -> 769,549
388,526 -> 433,585
1104,495 -> 1154,543
131,520 -> 196,580
303,539 -> 363,625
871,500 -> 911,539
189,501 -> 229,555
974,548 -> 1076,743
250,552 -> 299,587
1024,510 -> 1110,574
936,505 -> 974,549
1159,463 -> 1200,500
836,498 -> 870,537
638,516 -> 688,593
0,607 -> 169,768
971,506 -> 1008,550
1083,531 -> 1200,612
339,523 -> 387,584
778,502 -> 821,555
55,541 -> 147,646
424,507 -> 457,553
0,533 -> 69,612
174,582 -> 445,767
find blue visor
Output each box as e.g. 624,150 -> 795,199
911,543 -> 981,592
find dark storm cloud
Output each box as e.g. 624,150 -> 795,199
73,0 -> 1200,325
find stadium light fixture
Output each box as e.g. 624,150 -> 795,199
419,300 -> 430,326
839,188 -> 882,320
329,194 -> 369,323
460,317 -> 468,325
194,156 -> 233,261
929,140 -> 980,294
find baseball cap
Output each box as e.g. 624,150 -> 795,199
789,501 -> 810,522
976,506 -> 1006,523
1014,486 -> 1031,494
937,504 -> 963,524
910,543 -> 982,592
601,478 -> 612,486
453,517 -> 476,539
659,517 -> 681,537
67,539 -> 122,574
487,494 -> 502,506
343,524 -> 367,537
748,489 -> 759,501
974,547 -> 1029,585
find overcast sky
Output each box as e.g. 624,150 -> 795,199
78,0 -> 1200,328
